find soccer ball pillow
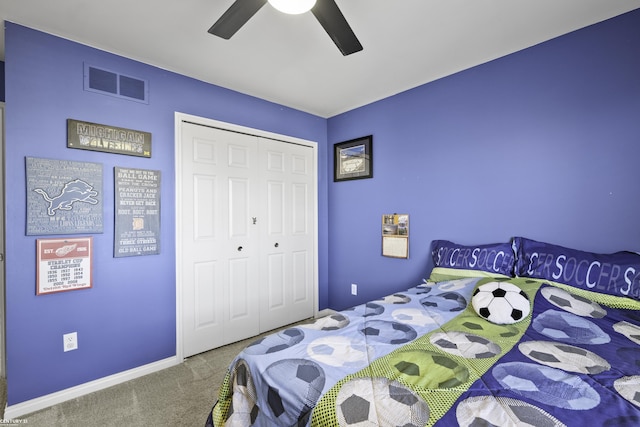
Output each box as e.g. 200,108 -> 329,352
472,282 -> 530,324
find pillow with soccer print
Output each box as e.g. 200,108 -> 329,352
431,240 -> 515,277
472,281 -> 530,324
513,236 -> 640,300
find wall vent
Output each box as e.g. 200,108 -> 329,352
84,63 -> 149,104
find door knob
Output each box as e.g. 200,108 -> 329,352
237,246 -> 243,251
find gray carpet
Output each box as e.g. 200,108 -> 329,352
20,320 -> 311,426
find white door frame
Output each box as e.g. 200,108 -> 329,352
174,112 -> 320,361
1,102 -> 5,378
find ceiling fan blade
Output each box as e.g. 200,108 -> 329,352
311,0 -> 363,56
208,0 -> 268,39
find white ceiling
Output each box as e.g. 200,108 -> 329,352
2,0 -> 640,117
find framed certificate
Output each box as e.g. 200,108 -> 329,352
37,237 -> 93,295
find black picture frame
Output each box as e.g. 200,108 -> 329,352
334,135 -> 373,182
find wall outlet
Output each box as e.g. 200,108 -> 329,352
351,283 -> 358,296
63,332 -> 78,352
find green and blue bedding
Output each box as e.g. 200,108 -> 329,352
208,274 -> 640,426
207,238 -> 640,426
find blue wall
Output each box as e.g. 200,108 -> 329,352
4,8 -> 640,407
326,9 -> 640,310
4,22 -> 328,405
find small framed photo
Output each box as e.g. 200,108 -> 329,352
334,135 -> 373,182
382,214 -> 409,258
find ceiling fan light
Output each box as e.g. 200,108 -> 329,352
268,0 -> 316,15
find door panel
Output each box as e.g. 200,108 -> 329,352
228,178 -> 250,238
193,137 -> 217,164
292,183 -> 308,234
267,150 -> 285,172
228,144 -> 250,168
193,175 -> 216,239
182,127 -> 224,356
194,261 -> 219,328
181,123 -> 259,357
229,258 -> 250,319
287,149 -> 315,322
292,250 -> 309,303
258,140 -> 315,331
267,253 -> 286,309
267,181 -> 285,235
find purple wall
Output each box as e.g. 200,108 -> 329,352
4,22 -> 328,405
326,9 -> 640,310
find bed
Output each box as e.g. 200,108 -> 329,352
206,237 -> 640,426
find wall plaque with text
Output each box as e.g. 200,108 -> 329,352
26,157 -> 104,235
114,167 -> 161,257
37,237 -> 93,295
67,119 -> 152,158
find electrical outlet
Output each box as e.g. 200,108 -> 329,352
63,332 -> 78,352
351,283 -> 358,296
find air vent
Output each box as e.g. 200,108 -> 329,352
84,63 -> 149,103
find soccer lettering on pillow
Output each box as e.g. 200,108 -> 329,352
431,240 -> 515,276
514,237 -> 640,300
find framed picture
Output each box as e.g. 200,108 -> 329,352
36,237 -> 93,295
382,214 -> 409,258
334,135 -> 373,181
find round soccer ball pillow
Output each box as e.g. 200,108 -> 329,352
472,282 -> 530,324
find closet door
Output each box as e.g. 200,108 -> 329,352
258,140 -> 315,331
181,123 -> 260,357
179,119 -> 316,357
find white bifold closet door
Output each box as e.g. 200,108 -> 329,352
180,121 -> 315,357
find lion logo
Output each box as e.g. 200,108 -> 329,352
34,179 -> 99,216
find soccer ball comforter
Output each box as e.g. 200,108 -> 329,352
208,274 -> 640,426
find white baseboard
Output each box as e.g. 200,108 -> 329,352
6,312 -> 335,418
4,355 -> 180,419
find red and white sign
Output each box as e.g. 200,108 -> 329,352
37,237 -> 93,295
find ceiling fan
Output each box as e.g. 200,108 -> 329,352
208,0 -> 363,56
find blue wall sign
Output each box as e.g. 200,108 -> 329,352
26,157 -> 104,235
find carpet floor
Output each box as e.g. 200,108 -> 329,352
19,320 -> 310,426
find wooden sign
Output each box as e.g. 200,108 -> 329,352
67,119 -> 151,158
